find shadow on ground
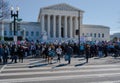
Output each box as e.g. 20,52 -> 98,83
78,58 -> 85,61
75,62 -> 87,67
115,57 -> 120,59
52,63 -> 68,69
29,59 -> 46,65
55,63 -> 68,67
29,61 -> 57,68
94,57 -> 101,59
29,63 -> 48,68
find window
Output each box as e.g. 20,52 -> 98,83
21,31 -> 24,36
82,33 -> 84,36
26,31 -> 29,36
98,33 -> 101,37
31,31 -> 34,36
9,31 -> 12,36
90,33 -> 92,37
102,33 -> 104,38
86,33 -> 89,36
4,31 -> 7,36
94,33 -> 96,37
15,31 -> 18,35
36,31 -> 39,36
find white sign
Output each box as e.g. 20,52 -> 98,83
14,36 -> 17,42
80,36 -> 86,42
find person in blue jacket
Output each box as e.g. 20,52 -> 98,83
66,45 -> 73,64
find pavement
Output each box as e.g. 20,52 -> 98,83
0,61 -> 4,72
21,56 -> 120,67
0,65 -> 3,71
0,56 -> 120,72
0,56 -> 120,69
51,56 -> 120,66
0,56 -> 120,83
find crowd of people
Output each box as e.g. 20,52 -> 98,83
0,40 -> 120,64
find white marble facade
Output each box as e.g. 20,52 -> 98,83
38,3 -> 83,40
0,21 -> 41,41
81,25 -> 110,41
38,3 -> 110,41
0,3 -> 110,42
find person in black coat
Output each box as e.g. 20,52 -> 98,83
85,44 -> 90,63
11,45 -> 18,63
18,45 -> 24,63
0,44 -> 4,64
3,45 -> 9,64
65,45 -> 73,64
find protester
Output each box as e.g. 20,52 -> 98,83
11,45 -> 18,63
56,45 -> 62,63
3,45 -> 9,64
0,40 -> 119,65
18,45 -> 24,63
0,44 -> 3,64
65,45 -> 73,64
85,44 -> 90,63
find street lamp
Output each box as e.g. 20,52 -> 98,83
78,10 -> 81,47
10,6 -> 19,42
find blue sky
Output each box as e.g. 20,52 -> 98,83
8,0 -> 120,35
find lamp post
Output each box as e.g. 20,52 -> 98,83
78,10 -> 81,47
10,6 -> 19,42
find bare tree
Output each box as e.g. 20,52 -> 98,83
0,0 -> 10,20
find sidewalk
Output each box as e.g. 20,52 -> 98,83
68,56 -> 120,65
50,56 -> 120,66
33,56 -> 120,67
0,56 -> 120,70
0,65 -> 3,69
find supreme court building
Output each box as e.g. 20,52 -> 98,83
0,3 -> 110,42
37,3 -> 110,42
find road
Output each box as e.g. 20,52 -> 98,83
0,57 -> 120,83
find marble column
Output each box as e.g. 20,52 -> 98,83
70,16 -> 73,38
1,21 -> 4,41
47,15 -> 50,38
53,15 -> 56,38
59,15 -> 61,38
41,15 -> 45,33
64,16 -> 67,38
80,15 -> 83,36
75,16 -> 78,37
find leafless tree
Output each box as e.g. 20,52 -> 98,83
0,0 -> 10,20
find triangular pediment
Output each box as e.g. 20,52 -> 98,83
42,3 -> 84,12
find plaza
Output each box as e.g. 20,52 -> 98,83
0,56 -> 120,83
0,2 -> 119,83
